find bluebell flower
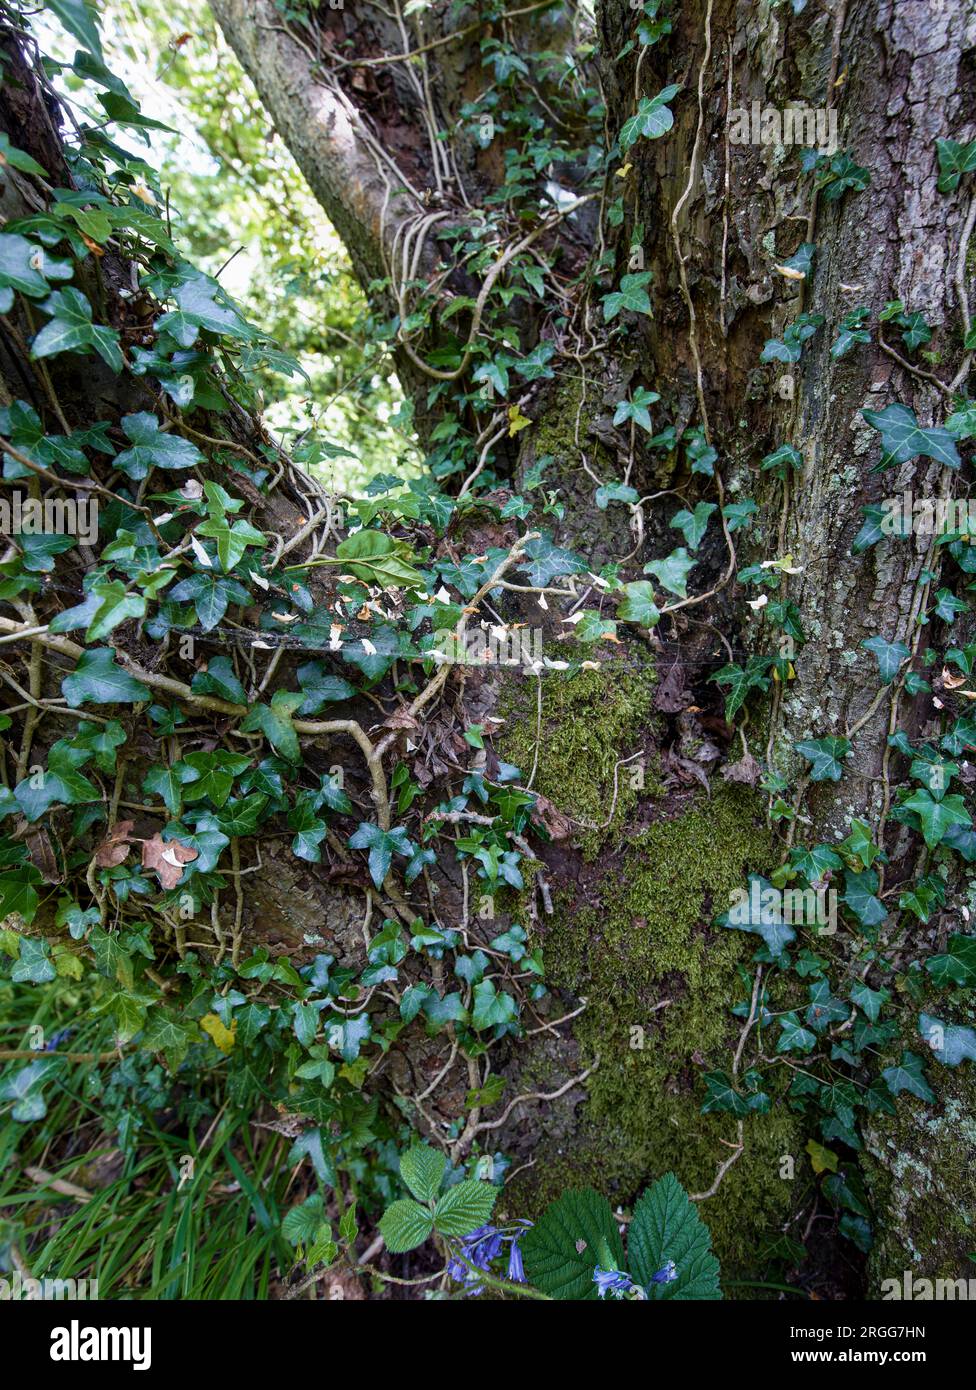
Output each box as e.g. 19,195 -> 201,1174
448,1224 -> 504,1294
44,1028 -> 74,1052
593,1266 -> 633,1299
448,1220 -> 533,1294
649,1259 -> 677,1285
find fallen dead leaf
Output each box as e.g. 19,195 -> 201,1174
141,833 -> 199,890
94,819 -> 136,868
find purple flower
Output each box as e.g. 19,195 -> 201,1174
448,1224 -> 504,1294
593,1267 -> 634,1299
649,1259 -> 677,1285
447,1220 -> 533,1295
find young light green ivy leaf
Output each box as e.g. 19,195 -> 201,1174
616,580 -> 660,627
619,84 -> 681,148
669,501 -> 716,551
643,547 -> 695,598
195,515 -> 267,571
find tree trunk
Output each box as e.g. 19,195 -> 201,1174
209,0 -> 976,1291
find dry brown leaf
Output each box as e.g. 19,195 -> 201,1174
94,819 -> 136,868
141,833 -> 199,890
721,752 -> 761,786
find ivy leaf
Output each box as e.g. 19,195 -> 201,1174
805,978 -> 849,1033
669,501 -> 716,551
925,933 -> 976,988
180,750 -> 249,807
851,503 -> 905,553
168,572 -> 250,632
288,1130 -> 335,1186
31,288 -> 123,373
919,1012 -> 976,1067
0,231 -> 73,298
788,843 -> 842,881
240,691 -> 304,762
141,1008 -> 198,1069
195,515 -> 266,571
595,482 -> 639,509
616,580 -> 660,627
113,412 -> 204,480
806,1139 -> 839,1175
861,634 -> 910,685
628,1172 -> 721,1300
18,533 -> 76,573
760,313 -> 823,362
517,534 -> 586,587
881,1051 -> 935,1102
777,1012 -> 817,1054
190,656 -> 247,706
432,1179 -> 498,1237
288,798 -> 327,862
612,387 -> 659,434
142,763 -> 196,817
72,718 -> 126,773
936,137 -> 976,194
710,656 -> 772,720
0,860 -> 43,922
722,499 -> 759,532
643,547 -> 695,598
794,736 -> 851,783
83,578 -> 146,641
61,647 -> 150,706
471,978 -> 518,1031
831,309 -> 871,359
901,788 -> 971,849
602,272 -> 652,322
520,1188 -> 624,1300
700,1070 -> 771,1116
716,875 -> 796,956
328,1012 -> 371,1062
333,530 -> 425,591
760,443 -> 803,479
842,869 -> 887,928
619,84 -> 680,148
347,821 -> 413,888
379,1199 -> 434,1254
295,660 -> 355,714
14,742 -> 100,821
861,402 -> 960,471
155,270 -> 253,348
11,937 -> 56,984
